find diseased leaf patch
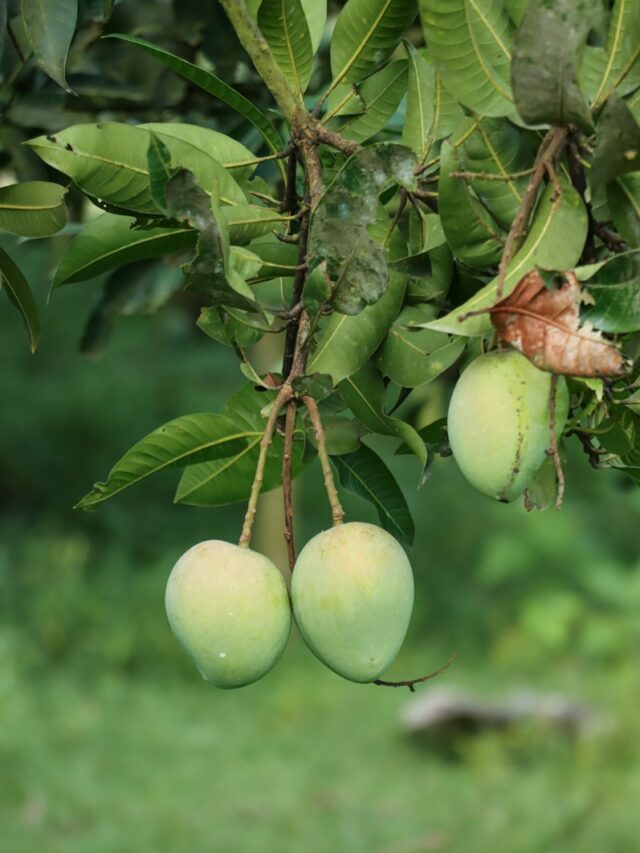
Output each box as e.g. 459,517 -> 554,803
488,269 -> 628,378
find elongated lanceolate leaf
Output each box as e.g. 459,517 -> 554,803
332,445 -> 415,546
76,414 -> 249,508
576,250 -> 640,333
22,0 -> 78,90
53,213 -> 196,288
339,360 -> 427,472
0,181 -> 67,237
106,35 -> 286,173
590,94 -> 640,190
176,384 -> 308,506
258,0 -> 314,96
0,244 -> 39,352
590,0 -> 640,108
511,0 -> 594,131
330,0 -> 417,86
420,0 -> 514,118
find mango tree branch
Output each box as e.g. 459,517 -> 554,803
495,127 -> 568,299
374,653 -> 458,692
303,395 -> 345,527
239,383 -> 294,549
548,374 -> 565,510
219,0 -> 306,126
282,400 -> 297,571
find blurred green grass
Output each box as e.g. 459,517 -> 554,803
2,637 -> 640,853
2,235 -> 640,851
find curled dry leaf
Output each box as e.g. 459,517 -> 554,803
488,270 -> 628,378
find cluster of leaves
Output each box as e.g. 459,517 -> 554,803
4,0 -> 640,542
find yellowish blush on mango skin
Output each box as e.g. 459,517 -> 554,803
165,540 -> 291,689
447,350 -> 569,502
291,522 -> 414,683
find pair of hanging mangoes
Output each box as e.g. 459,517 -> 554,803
166,522 -> 414,688
166,350 -> 567,689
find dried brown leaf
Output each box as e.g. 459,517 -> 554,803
488,270 -> 628,377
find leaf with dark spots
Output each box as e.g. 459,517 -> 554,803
489,269 -> 628,377
309,143 -> 417,316
590,94 -> 640,190
511,0 -> 595,132
164,169 -> 257,311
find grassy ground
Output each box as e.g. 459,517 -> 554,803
2,634 -> 640,853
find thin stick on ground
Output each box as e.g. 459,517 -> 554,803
374,653 -> 458,692
282,400 -> 297,571
239,384 -> 294,549
303,395 -> 345,527
495,127 -> 568,300
548,374 -> 565,510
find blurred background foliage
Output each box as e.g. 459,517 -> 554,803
2,0 -> 640,851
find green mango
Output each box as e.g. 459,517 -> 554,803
447,350 -> 569,502
165,540 -> 291,688
291,523 -> 414,683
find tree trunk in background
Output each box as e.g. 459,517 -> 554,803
251,335 -> 294,586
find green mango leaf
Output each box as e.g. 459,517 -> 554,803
22,0 -> 77,90
105,35 -> 286,175
175,384 -> 308,506
576,250 -> 640,333
402,42 -> 436,161
379,305 -> 466,387
54,213 -> 195,288
331,444 -> 415,546
302,266 -> 331,327
27,123 -> 245,215
334,61 -> 408,144
146,133 -> 176,211
76,413 -> 249,509
0,181 -> 67,237
309,414 -> 362,455
504,0 -> 528,25
247,233 -> 300,278
523,456 -> 557,512
309,143 -> 417,315
589,0 -> 640,108
330,0 -> 417,86
438,140 -> 504,269
590,94 -> 640,190
222,204 -> 291,244
419,0 -> 514,118
141,123 -> 258,184
429,180 -> 588,335
301,0 -> 326,54
607,175 -> 640,247
339,360 -> 427,471
258,0 -> 314,96
511,0 -> 594,132
458,117 -> 535,230
197,304 -> 265,349
80,261 -> 183,355
0,244 -> 40,352
404,211 -> 453,303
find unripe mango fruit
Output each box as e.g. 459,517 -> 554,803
447,350 -> 569,502
291,522 -> 414,682
165,540 -> 291,688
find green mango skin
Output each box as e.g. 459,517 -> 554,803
165,540 -> 291,689
447,350 -> 569,502
291,523 -> 414,683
